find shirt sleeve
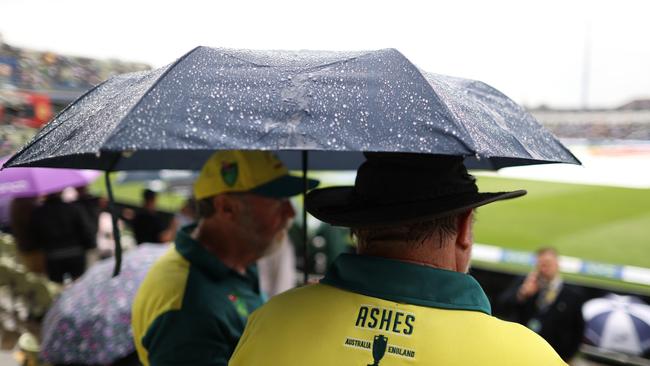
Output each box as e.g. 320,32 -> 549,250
142,310 -> 232,366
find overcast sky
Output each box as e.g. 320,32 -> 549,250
2,0 -> 649,109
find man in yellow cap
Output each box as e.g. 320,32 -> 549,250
131,150 -> 317,366
229,153 -> 566,366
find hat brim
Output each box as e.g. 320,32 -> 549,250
306,187 -> 526,227
252,174 -> 319,198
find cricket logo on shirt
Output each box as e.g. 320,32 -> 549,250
221,161 -> 238,187
368,335 -> 387,365
228,293 -> 249,318
343,304 -> 417,362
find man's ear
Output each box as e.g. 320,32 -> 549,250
455,209 -> 474,272
456,209 -> 473,248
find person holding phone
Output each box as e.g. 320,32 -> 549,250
498,247 -> 585,362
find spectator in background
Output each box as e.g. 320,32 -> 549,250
9,196 -> 45,273
257,235 -> 296,298
30,191 -> 96,282
174,197 -> 197,228
130,189 -> 176,244
73,185 -> 101,237
498,247 -> 585,362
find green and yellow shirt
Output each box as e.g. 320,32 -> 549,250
230,254 -> 566,366
132,226 -> 263,366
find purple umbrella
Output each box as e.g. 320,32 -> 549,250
40,244 -> 169,365
0,156 -> 99,199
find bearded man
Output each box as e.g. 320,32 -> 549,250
132,150 -> 317,366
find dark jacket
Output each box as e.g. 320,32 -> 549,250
498,276 -> 585,361
131,209 -> 167,244
31,196 -> 97,256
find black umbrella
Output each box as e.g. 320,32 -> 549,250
2,47 -> 580,278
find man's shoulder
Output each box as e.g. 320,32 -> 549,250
263,282 -> 339,304
134,248 -> 189,309
476,315 -> 566,364
248,283 -> 340,320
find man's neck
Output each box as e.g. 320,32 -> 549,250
358,241 -> 460,272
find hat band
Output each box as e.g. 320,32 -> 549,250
351,182 -> 478,206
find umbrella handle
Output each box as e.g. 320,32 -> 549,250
105,171 -> 122,277
302,151 -> 309,285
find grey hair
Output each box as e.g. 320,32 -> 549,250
351,214 -> 462,250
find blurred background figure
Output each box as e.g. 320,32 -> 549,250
498,247 -> 585,362
72,186 -> 101,239
29,191 -> 96,283
582,294 -> 650,359
174,197 -> 197,228
8,196 -> 43,273
94,197 -> 137,261
127,189 -> 176,245
257,236 -> 296,298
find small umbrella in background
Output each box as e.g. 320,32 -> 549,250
0,156 -> 99,199
583,294 -> 650,356
40,244 -> 168,365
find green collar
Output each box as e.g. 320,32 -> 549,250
321,254 -> 491,315
174,225 -> 258,284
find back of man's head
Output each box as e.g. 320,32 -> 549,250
352,214 -> 461,251
305,152 -> 525,270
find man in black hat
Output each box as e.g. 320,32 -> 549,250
229,153 -> 566,366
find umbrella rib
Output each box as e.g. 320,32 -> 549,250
467,80 -> 544,160
411,69 -> 478,155
218,48 -> 381,71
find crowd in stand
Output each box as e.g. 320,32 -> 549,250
0,35 -> 150,92
544,121 -> 650,140
532,106 -> 650,141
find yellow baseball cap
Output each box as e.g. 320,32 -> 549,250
194,150 -> 319,200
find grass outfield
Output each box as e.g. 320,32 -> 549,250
91,172 -> 650,292
473,176 -> 650,269
89,176 -> 186,213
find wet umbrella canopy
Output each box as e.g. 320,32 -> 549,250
2,47 -> 579,277
3,47 -> 578,171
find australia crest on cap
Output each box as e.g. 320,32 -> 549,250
221,161 -> 238,187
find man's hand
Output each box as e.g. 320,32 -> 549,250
517,271 -> 539,302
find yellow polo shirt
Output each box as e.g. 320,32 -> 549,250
230,254 -> 566,366
132,226 -> 264,366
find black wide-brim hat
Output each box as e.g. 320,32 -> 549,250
306,152 -> 526,227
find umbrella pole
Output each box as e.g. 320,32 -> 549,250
302,151 -> 309,285
105,171 -> 122,277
